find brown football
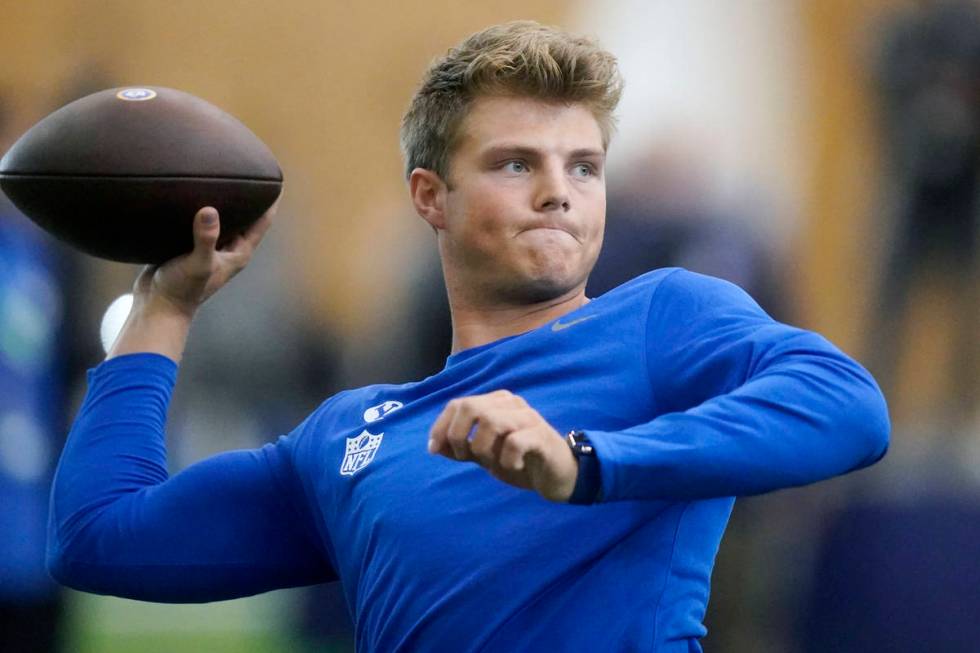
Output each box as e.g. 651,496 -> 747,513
0,86 -> 282,264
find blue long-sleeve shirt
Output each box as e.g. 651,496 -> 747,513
47,268 -> 889,651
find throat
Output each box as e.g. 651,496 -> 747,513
448,289 -> 590,354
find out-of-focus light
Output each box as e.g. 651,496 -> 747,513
100,293 -> 133,354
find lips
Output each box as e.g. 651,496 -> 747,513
518,224 -> 581,243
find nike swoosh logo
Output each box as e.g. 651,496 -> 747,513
551,314 -> 599,332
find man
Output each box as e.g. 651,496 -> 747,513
47,21 -> 889,651
0,91 -> 87,653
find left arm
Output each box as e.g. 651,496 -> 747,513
429,270 -> 889,503
588,270 -> 890,501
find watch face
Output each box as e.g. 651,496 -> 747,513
567,431 -> 594,456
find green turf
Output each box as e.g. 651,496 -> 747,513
64,589 -> 359,653
75,631 -> 290,653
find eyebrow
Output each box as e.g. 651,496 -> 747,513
481,145 -> 606,161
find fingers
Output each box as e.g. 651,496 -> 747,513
428,403 -> 451,452
219,203 -> 277,265
428,391 -> 574,500
428,391 -> 535,462
429,392 -> 495,459
190,207 -> 220,269
468,408 -> 530,464
133,264 -> 156,295
498,428 -> 538,472
237,192 -> 280,250
444,399 -> 479,460
240,202 -> 276,250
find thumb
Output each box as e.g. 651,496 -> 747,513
190,207 -> 220,264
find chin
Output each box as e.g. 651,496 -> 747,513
495,269 -> 585,305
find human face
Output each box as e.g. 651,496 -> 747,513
439,95 -> 606,305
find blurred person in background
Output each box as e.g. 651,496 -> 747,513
162,222 -> 351,651
795,3 -> 980,651
166,214 -> 351,651
0,89 -> 92,653
369,242 -> 453,384
164,223 -> 343,468
587,134 -> 787,318
585,135 -> 796,649
145,197 -> 351,650
866,0 -> 980,428
167,224 -> 353,653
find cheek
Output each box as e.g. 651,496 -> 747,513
571,186 -> 604,237
590,212 -> 606,249
584,195 -> 606,245
453,188 -> 516,244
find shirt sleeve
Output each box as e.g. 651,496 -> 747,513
47,353 -> 336,603
588,269 -> 890,502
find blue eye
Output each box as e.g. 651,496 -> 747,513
503,161 -> 527,173
572,163 -> 594,177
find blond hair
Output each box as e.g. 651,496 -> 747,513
400,20 -> 624,181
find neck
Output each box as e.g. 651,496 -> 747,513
448,284 -> 590,354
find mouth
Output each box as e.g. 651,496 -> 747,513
517,225 -> 581,243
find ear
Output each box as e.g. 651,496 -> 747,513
409,168 -> 448,231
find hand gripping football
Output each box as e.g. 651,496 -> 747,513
0,86 -> 283,264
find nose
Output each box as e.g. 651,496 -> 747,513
534,165 -> 570,213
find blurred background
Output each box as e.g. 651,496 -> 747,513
1,0 -> 978,651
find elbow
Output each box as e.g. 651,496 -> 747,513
46,492 -> 76,589
46,537 -> 110,596
46,541 -> 73,590
45,525 -> 80,591
847,371 -> 891,470
46,512 -> 93,592
865,391 -> 891,466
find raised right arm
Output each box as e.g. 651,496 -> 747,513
47,201 -> 337,602
47,353 -> 335,602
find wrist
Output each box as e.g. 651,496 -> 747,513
134,289 -> 198,321
108,293 -> 195,362
566,430 -> 602,505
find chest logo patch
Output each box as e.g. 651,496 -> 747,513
364,400 -> 403,423
340,430 -> 384,476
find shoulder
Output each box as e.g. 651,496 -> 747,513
593,267 -> 759,313
294,386 -> 377,434
648,268 -> 768,318
594,267 -> 683,299
282,382 -> 413,446
601,267 -> 766,317
588,267 -> 683,314
600,268 -> 773,352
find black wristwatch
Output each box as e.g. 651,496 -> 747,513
566,430 -> 602,505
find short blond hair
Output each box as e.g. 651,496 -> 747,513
400,20 -> 624,181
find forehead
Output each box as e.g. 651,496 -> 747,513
454,95 -> 604,157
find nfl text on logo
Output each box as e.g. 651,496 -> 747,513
340,431 -> 384,476
340,401 -> 403,476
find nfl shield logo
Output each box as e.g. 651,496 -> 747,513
340,430 -> 384,476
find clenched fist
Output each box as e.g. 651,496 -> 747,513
428,390 -> 579,502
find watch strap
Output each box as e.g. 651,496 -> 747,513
567,431 -> 602,505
